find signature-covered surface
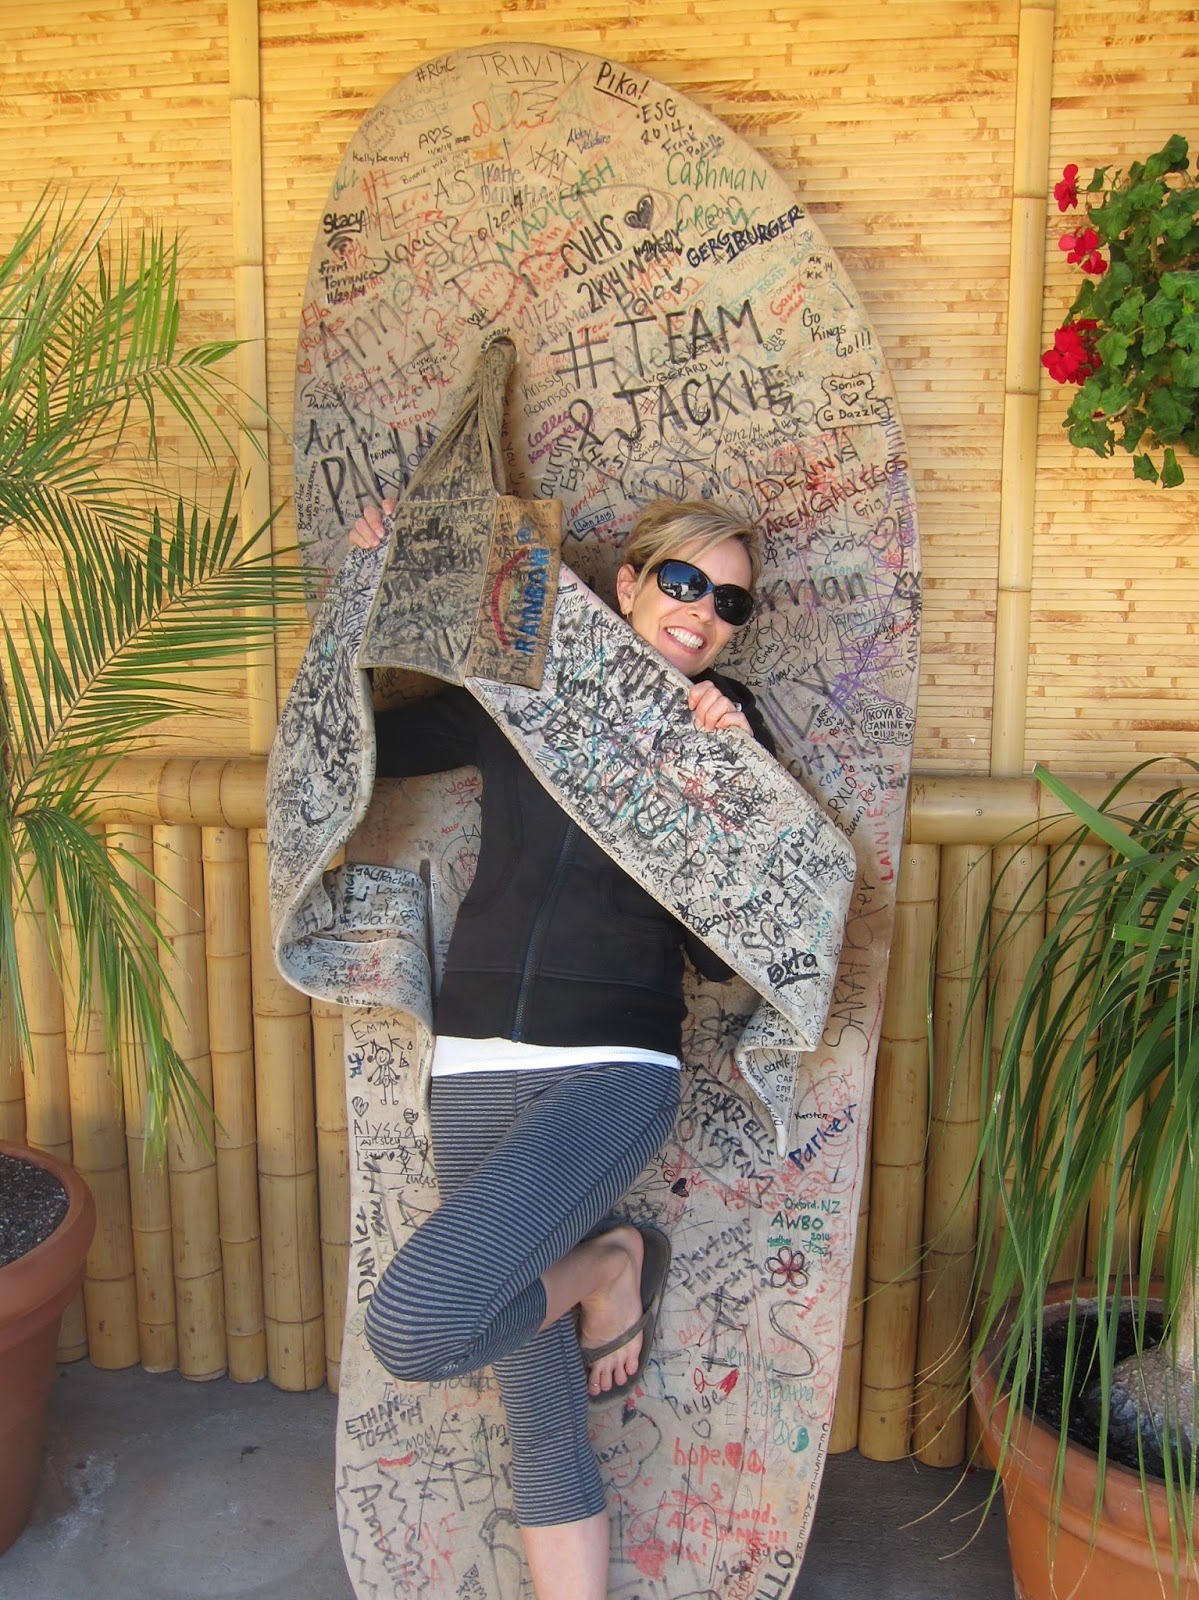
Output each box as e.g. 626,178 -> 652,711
291,43 -> 920,1600
272,341 -> 857,1151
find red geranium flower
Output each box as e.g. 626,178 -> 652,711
1041,318 -> 1101,385
1054,162 -> 1080,211
1060,228 -> 1107,275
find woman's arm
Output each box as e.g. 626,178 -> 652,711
374,688 -> 483,780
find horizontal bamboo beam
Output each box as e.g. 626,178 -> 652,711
92,758 -> 1198,847
92,759 -> 268,828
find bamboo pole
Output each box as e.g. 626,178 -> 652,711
974,843 -> 1050,1289
913,844 -> 991,1466
0,996 -> 25,1146
14,859 -> 87,1360
1044,841 -> 1108,1281
829,1122 -> 870,1454
203,825 -> 267,1383
248,829 -> 325,1390
991,0 -> 1057,777
312,998 -> 349,1392
88,760 -> 1198,847
60,892 -> 139,1369
155,824 -> 227,1381
227,0 -> 278,755
107,823 -> 178,1372
858,844 -> 940,1459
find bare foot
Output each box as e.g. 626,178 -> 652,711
577,1225 -> 645,1397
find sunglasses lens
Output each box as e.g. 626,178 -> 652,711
714,589 -> 755,627
654,560 -> 753,626
656,560 -> 707,602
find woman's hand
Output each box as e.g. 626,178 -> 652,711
688,681 -> 752,737
348,498 -> 396,550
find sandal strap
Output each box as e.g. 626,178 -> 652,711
579,1305 -> 652,1364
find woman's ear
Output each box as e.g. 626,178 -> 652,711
615,562 -> 637,617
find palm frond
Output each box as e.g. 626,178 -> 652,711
7,804 -> 208,1154
0,190 -> 250,553
3,492 -> 310,802
0,192 -> 310,1155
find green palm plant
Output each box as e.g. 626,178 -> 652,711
0,193 -> 308,1151
966,763 -> 1198,1566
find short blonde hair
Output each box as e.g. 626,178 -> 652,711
622,499 -> 761,594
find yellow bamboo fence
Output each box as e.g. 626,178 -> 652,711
8,758 -> 1188,1472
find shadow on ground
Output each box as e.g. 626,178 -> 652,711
0,1363 -> 1012,1600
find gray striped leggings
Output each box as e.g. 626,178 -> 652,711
363,1058 -> 680,1525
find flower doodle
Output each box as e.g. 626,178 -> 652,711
765,1245 -> 808,1290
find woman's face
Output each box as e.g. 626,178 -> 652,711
615,535 -> 753,679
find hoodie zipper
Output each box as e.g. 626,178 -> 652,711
511,821 -> 579,1041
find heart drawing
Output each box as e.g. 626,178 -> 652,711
624,195 -> 654,231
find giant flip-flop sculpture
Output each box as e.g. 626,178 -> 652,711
273,44 -> 920,1600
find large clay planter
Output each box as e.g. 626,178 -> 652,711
972,1284 -> 1199,1600
0,1141 -> 96,1555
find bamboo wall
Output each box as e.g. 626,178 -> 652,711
1,0 -> 1198,1458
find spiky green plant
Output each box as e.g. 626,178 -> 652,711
0,193 -> 309,1152
966,763 -> 1199,1570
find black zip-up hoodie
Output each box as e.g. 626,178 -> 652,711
375,677 -> 774,1058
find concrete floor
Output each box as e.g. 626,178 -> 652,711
0,1362 -> 1014,1600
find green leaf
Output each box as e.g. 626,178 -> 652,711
1146,384 -> 1193,441
1111,288 -> 1146,331
1143,292 -> 1179,355
1133,452 -> 1160,481
1120,409 -> 1150,452
1161,446 -> 1186,487
1156,133 -> 1190,173
1174,312 -> 1199,353
1095,327 -> 1131,369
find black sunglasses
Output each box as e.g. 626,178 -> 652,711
651,558 -> 755,627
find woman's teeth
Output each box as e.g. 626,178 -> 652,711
666,626 -> 705,650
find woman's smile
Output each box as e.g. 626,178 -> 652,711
616,536 -> 753,678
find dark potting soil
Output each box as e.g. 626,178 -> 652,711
0,1151 -> 69,1267
1034,1305 -> 1183,1479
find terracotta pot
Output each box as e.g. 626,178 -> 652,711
0,1141 -> 96,1555
972,1282 -> 1199,1600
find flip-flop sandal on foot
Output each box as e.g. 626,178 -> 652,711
581,1224 -> 671,1406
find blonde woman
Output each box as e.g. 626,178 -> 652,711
349,497 -> 773,1600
